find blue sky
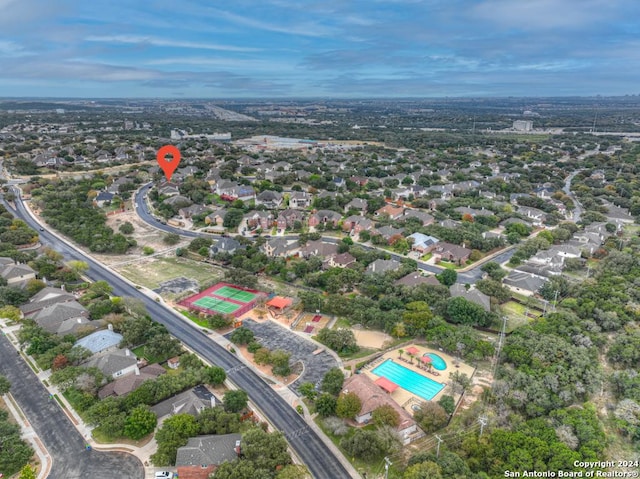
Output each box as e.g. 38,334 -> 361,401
0,0 -> 638,98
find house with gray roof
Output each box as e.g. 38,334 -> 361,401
376,225 -> 404,242
402,209 -> 434,226
503,270 -> 548,296
20,287 -> 76,316
255,190 -> 284,209
98,363 -> 165,399
365,259 -> 402,276
395,272 -> 440,288
209,237 -> 243,256
450,284 -> 491,311
299,240 -> 339,259
83,348 -> 138,378
0,263 -> 36,286
262,238 -> 299,258
32,301 -> 96,336
176,433 -> 241,479
74,328 -> 123,354
151,385 -> 218,419
407,233 -> 439,253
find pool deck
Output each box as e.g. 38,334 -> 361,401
362,345 -> 475,416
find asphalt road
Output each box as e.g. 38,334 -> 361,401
0,335 -> 144,479
563,170 -> 584,223
5,190 -> 354,479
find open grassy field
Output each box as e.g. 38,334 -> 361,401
116,256 -> 222,290
498,300 -> 542,332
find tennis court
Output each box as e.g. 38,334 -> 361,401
179,282 -> 265,318
193,296 -> 241,315
213,286 -> 257,303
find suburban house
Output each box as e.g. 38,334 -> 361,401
83,348 -> 139,379
175,433 -> 242,479
308,210 -> 342,228
341,375 -> 419,445
376,225 -> 405,243
344,198 -> 368,215
276,209 -> 305,230
0,262 -> 36,286
326,252 -> 357,269
179,205 -> 210,219
209,237 -> 243,256
432,242 -> 472,264
407,233 -> 439,253
299,240 -> 339,259
503,270 -> 549,296
454,206 -> 493,218
450,284 -> 491,311
151,385 -> 218,419
375,205 -> 404,220
395,272 -> 441,288
365,259 -> 402,276
164,195 -> 192,208
289,191 -> 312,209
216,181 -> 256,202
255,190 -> 284,209
94,191 -> 115,207
158,183 -> 180,197
517,206 -> 547,225
243,211 -> 274,231
31,301 -> 96,336
342,215 -> 375,235
19,286 -> 76,317
74,327 -> 123,354
262,238 -> 300,258
98,363 -> 165,399
402,209 -> 435,226
204,209 -> 227,226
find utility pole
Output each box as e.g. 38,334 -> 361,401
384,457 -> 392,479
478,416 -> 488,436
435,435 -> 444,458
553,290 -> 559,312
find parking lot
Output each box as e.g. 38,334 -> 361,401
233,319 -> 339,394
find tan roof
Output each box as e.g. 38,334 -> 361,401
342,375 -> 415,431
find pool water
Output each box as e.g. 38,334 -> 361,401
424,353 -> 447,371
372,359 -> 444,401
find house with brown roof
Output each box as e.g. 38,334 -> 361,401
375,204 -> 404,220
276,209 -> 305,230
342,375 -> 419,444
342,215 -> 375,235
432,242 -> 472,265
395,272 -> 441,288
98,363 -> 166,399
243,211 -> 274,230
308,209 -> 342,228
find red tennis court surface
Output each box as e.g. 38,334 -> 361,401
303,325 -> 314,333
179,282 -> 265,318
312,315 -> 321,322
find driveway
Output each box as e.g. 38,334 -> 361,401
0,336 -> 144,479
231,319 -> 339,394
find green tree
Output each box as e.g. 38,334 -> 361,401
19,464 -> 37,479
321,367 -> 345,396
151,413 -> 199,466
372,404 -> 400,428
0,305 -> 21,322
438,268 -> 457,286
315,393 -> 337,417
437,395 -> 456,415
414,402 -> 448,433
403,461 -> 443,479
340,429 -> 387,461
119,222 -> 134,234
298,382 -> 317,401
67,260 -> 90,276
123,405 -> 157,440
316,328 -> 358,354
446,296 -> 491,327
336,392 -> 362,420
205,366 -> 226,385
242,427 -> 292,472
230,326 -> 255,345
163,233 -> 180,245
0,374 -> 10,394
402,301 -> 434,337
223,390 -> 249,413
270,349 -> 291,377
223,208 -> 244,229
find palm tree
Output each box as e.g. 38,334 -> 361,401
407,352 -> 414,364
398,349 -> 404,360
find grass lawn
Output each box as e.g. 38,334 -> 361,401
499,300 -> 542,332
420,252 -> 433,261
332,317 -> 351,329
116,256 -> 222,290
131,345 -> 165,364
338,347 -> 377,361
180,309 -> 209,328
438,260 -> 462,270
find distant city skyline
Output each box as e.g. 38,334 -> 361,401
0,0 -> 638,98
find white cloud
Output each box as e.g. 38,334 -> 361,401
86,35 -> 261,52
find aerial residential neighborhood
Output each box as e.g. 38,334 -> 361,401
0,95 -> 639,479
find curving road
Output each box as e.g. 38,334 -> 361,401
4,189 -> 354,479
0,335 -> 144,479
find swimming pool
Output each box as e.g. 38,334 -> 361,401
372,359 -> 444,401
424,353 -> 447,371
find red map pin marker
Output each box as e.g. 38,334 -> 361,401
156,145 -> 181,182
